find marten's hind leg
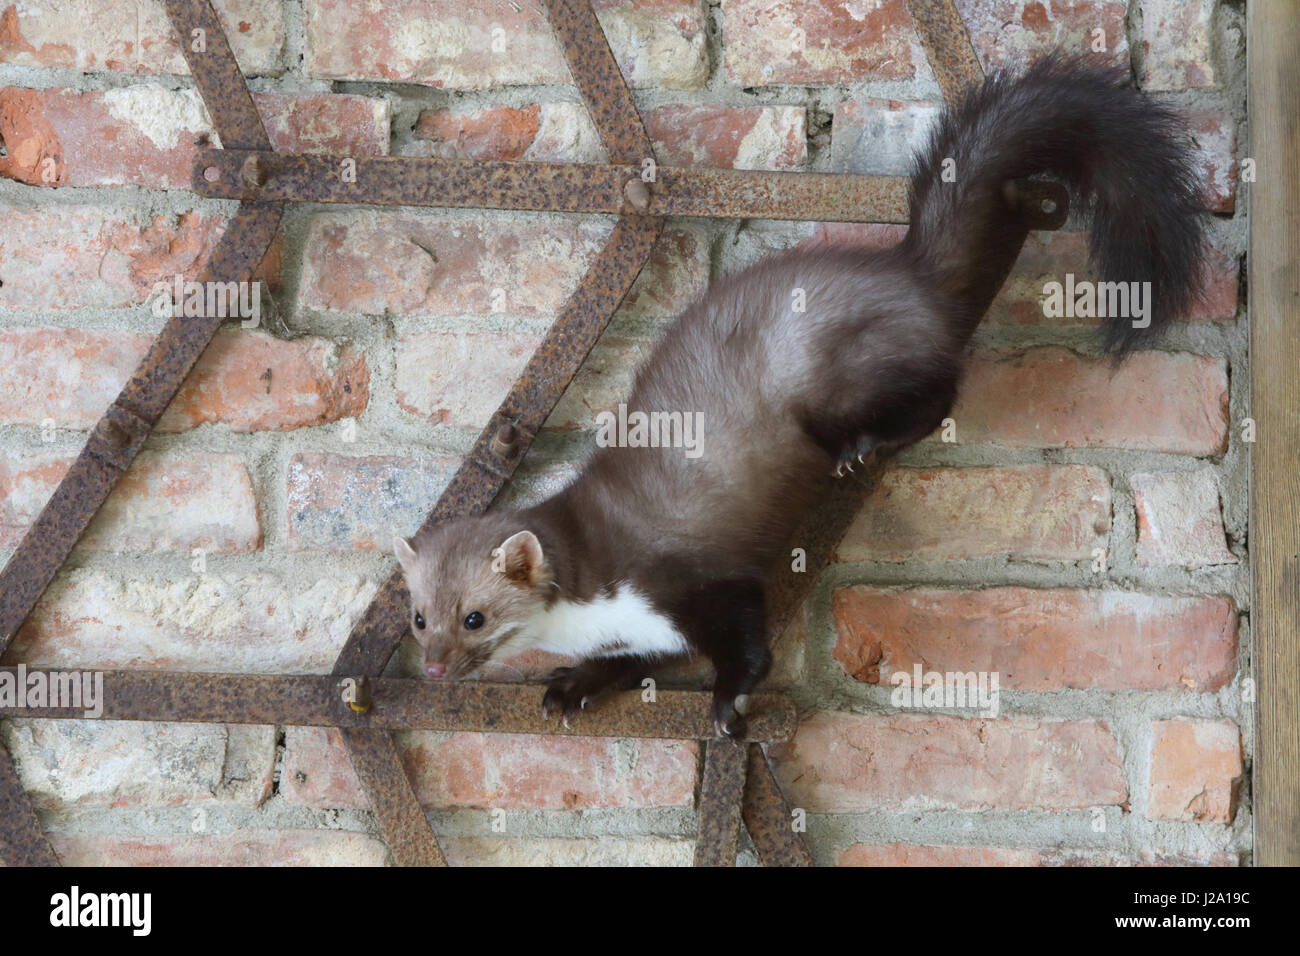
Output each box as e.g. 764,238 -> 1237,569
673,576 -> 771,738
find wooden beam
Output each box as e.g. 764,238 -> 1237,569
1248,0 -> 1300,866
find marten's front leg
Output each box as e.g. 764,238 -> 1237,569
541,656 -> 665,727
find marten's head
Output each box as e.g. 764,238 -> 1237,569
393,515 -> 554,679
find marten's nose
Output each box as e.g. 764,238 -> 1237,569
425,660 -> 447,678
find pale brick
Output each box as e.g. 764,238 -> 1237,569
830,98 -> 942,176
1138,0 -> 1216,91
1188,110 -> 1238,213
839,844 -> 1237,866
951,348 -> 1230,455
282,726 -> 698,810
956,0 -> 1130,72
50,831 -> 389,866
287,453 -> 459,551
443,836 -> 693,867
304,0 -> 707,90
0,0 -> 284,75
2,719 -> 275,809
8,569 -> 380,674
1131,469 -> 1237,568
300,213 -> 706,319
395,330 -> 541,428
832,587 -> 1238,692
1,450 -> 260,553
835,465 -> 1111,563
1148,717 -> 1242,822
769,712 -> 1127,811
0,207 -> 246,311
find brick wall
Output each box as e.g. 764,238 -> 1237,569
0,0 -> 1249,866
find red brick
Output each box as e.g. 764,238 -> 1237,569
281,727 -> 698,810
835,465 -> 1111,563
0,328 -> 366,432
644,104 -> 806,170
0,0 -> 284,75
0,86 -> 389,189
162,330 -> 369,433
304,0 -> 707,90
10,569 -> 379,674
1148,717 -> 1242,822
300,214 -> 707,318
1131,469 -> 1237,568
50,832 -> 388,866
983,232 -> 1239,326
799,225 -> 1237,325
957,0 -> 1130,72
0,206 -> 277,311
768,712 -> 1127,811
287,453 -> 459,551
414,104 -> 543,161
1,450 -> 260,553
832,587 -> 1237,692
724,0 -> 917,86
839,844 -> 1237,866
1138,0 -> 1216,91
951,348 -> 1230,455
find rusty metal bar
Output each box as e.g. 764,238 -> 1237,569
543,0 -> 651,164
0,202 -> 283,654
164,0 -> 272,150
741,744 -> 813,867
0,669 -> 797,741
193,149 -> 913,224
0,740 -> 58,866
341,728 -> 446,866
904,0 -> 986,107
693,738 -> 747,866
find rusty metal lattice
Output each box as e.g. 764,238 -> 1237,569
0,0 -> 1062,867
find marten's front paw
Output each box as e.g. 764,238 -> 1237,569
711,694 -> 750,739
541,667 -> 596,728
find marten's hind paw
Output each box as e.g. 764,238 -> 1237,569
831,435 -> 880,477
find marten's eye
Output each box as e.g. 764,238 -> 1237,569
463,610 -> 485,631
414,612 -> 426,630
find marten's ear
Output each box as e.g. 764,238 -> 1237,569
497,530 -> 544,587
393,535 -> 419,574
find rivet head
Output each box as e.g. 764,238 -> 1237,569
203,166 -> 221,183
624,178 -> 651,212
240,154 -> 265,188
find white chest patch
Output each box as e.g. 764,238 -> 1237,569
526,587 -> 689,659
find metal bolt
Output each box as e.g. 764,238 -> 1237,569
348,676 -> 372,713
491,421 -> 521,460
203,166 -> 220,183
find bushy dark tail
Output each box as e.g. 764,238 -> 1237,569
901,53 -> 1206,353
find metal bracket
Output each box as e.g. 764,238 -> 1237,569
0,0 -> 1066,867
